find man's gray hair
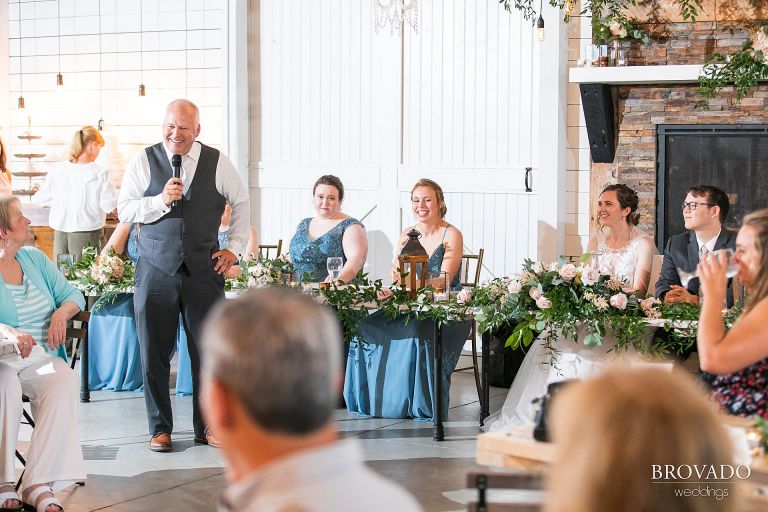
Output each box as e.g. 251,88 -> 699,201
202,288 -> 342,435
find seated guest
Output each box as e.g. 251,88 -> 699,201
288,175 -> 367,282
698,208 -> 768,419
656,185 -> 735,305
546,368 -> 735,512
0,196 -> 86,512
345,179 -> 471,419
33,126 -> 116,262
200,288 -> 422,512
391,178 -> 463,290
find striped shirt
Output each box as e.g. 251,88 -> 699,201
6,275 -> 54,346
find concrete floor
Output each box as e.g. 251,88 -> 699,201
15,355 -> 516,512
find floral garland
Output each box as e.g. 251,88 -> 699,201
64,247 -> 135,310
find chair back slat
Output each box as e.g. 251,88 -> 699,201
67,328 -> 87,340
259,240 -> 283,260
461,249 -> 485,288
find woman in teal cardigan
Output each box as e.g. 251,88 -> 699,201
0,196 -> 86,512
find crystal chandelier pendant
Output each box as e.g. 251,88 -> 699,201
374,0 -> 419,36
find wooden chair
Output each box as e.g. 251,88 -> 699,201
15,311 -> 91,489
454,249 -> 485,401
466,470 -> 544,512
258,239 -> 283,260
68,311 -> 91,403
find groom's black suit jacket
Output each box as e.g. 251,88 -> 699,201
655,228 -> 737,306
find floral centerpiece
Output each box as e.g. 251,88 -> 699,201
64,247 -> 135,310
470,258 -> 679,357
224,255 -> 296,292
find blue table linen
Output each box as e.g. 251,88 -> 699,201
87,296 -> 193,394
343,310 -> 471,420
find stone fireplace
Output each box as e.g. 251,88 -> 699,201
577,5 -> 768,247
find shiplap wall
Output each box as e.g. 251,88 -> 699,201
256,0 -> 540,281
565,4 -> 592,256
4,0 -> 226,185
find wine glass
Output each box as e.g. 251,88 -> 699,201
56,253 -> 73,272
326,257 -> 343,282
677,248 -> 738,287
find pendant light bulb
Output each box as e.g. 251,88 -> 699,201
537,14 -> 545,42
18,96 -> 25,109
56,73 -> 64,86
139,83 -> 146,97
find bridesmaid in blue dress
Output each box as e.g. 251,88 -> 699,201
288,175 -> 368,282
344,178 -> 470,420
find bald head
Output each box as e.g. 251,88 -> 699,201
163,99 -> 201,155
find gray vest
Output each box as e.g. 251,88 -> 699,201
138,142 -> 226,275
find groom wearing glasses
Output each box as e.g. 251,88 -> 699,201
655,185 -> 736,306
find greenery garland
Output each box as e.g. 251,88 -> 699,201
699,26 -> 768,101
498,0 -> 767,99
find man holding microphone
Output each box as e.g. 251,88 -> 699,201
118,99 -> 250,452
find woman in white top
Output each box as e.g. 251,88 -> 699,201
0,137 -> 11,197
33,126 -> 116,261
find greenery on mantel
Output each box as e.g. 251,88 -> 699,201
699,25 -> 768,100
498,0 -> 767,99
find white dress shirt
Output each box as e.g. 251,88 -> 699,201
219,439 -> 422,512
33,161 -> 116,232
117,141 -> 250,256
696,230 -> 721,256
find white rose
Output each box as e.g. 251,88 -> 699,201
609,293 -> 628,310
548,262 -> 559,272
507,280 -> 522,294
456,288 -> 473,303
529,286 -> 543,300
582,268 -> 600,286
536,296 -> 552,309
753,29 -> 768,53
558,263 -> 578,282
640,297 -> 660,311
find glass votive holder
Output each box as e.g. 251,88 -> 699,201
583,44 -> 594,67
598,44 -> 609,67
430,271 -> 450,301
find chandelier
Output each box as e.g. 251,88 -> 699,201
374,0 -> 419,36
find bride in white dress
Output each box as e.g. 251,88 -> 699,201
487,184 -> 655,431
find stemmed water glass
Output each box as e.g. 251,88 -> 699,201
326,257 -> 343,282
676,248 -> 738,288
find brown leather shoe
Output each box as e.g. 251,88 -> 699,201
193,429 -> 221,448
149,432 -> 172,452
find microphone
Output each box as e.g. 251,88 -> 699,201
171,154 -> 182,207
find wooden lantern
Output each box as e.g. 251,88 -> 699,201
397,228 -> 429,298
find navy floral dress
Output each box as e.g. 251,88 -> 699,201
289,217 -> 362,281
710,358 -> 768,419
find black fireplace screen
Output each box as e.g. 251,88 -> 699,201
656,125 -> 768,252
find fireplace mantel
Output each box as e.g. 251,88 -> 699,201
568,65 -> 706,85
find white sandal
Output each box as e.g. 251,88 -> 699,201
0,483 -> 23,511
22,486 -> 62,512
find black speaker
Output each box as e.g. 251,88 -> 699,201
580,83 -> 617,163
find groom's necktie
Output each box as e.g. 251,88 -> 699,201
699,245 -> 709,260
